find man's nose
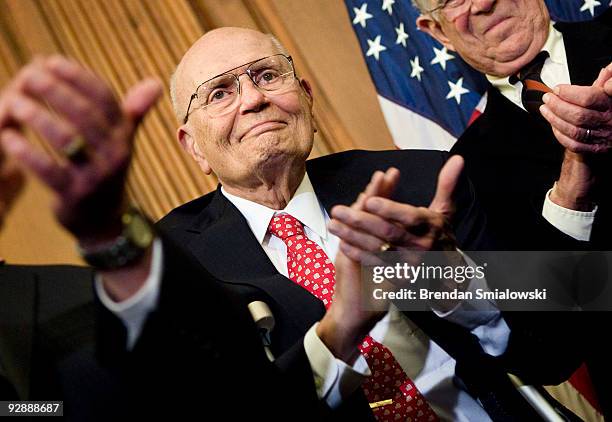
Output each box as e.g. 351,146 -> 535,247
238,74 -> 269,113
471,0 -> 496,14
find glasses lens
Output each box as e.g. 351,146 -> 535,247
189,55 -> 294,119
195,73 -> 239,116
248,55 -> 294,91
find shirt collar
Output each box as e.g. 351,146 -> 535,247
221,172 -> 328,245
486,22 -> 566,89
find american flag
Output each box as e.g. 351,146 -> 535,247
345,0 -> 611,150
345,1 -> 610,418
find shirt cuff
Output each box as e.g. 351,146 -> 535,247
432,249 -> 500,330
94,238 -> 164,349
542,187 -> 597,241
471,314 -> 510,357
304,323 -> 369,409
431,251 -> 509,354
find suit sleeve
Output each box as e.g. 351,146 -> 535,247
94,232 -> 326,420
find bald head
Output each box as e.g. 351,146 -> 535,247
170,27 -> 288,121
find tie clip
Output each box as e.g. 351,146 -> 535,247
369,399 -> 393,409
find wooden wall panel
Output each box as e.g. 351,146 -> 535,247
0,0 -> 393,264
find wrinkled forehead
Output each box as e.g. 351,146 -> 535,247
182,31 -> 279,89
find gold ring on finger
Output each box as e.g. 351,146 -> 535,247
379,242 -> 393,252
62,135 -> 88,164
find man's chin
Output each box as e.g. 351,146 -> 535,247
485,37 -> 541,76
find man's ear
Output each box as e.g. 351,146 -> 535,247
416,15 -> 456,51
300,79 -> 314,105
299,78 -> 317,132
177,126 -> 212,175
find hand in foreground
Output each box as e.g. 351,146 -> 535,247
328,156 -> 465,315
0,56 -> 162,301
329,156 -> 463,259
0,56 -> 161,245
317,168 -> 400,363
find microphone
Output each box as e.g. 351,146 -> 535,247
248,301 -> 275,362
507,374 -> 565,422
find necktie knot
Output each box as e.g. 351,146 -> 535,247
509,51 -> 552,116
510,50 -> 550,85
267,213 -> 305,240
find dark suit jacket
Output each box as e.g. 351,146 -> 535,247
0,239 -> 321,421
158,149 -> 554,421
450,11 -> 612,419
0,264 -> 95,402
451,10 -> 612,250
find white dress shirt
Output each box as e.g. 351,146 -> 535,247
487,23 -> 597,241
222,173 -> 507,421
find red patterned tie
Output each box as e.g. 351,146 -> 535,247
268,213 -> 438,422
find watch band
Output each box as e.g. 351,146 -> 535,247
78,208 -> 154,270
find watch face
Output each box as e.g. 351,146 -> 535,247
126,212 -> 154,248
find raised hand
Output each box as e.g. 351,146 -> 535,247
0,56 -> 162,245
540,64 -> 612,211
329,156 -> 463,262
318,157 -> 464,361
317,167 -> 401,363
540,63 -> 612,154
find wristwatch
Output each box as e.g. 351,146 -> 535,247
79,208 -> 155,270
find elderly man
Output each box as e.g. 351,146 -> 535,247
412,0 -> 612,249
149,27 -> 586,420
413,0 -> 612,417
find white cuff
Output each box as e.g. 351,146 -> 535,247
542,187 -> 597,241
429,250 -> 510,356
94,238 -> 164,349
304,323 -> 369,409
432,250 -> 500,330
471,315 -> 510,357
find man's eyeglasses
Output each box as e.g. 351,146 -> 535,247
183,54 -> 296,123
426,0 -> 470,19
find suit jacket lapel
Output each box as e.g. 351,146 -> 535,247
0,265 -> 35,399
183,187 -> 325,333
185,187 -> 277,283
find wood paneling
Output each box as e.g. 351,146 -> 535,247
0,0 -> 393,264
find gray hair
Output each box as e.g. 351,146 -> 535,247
411,0 -> 437,14
169,33 -> 289,122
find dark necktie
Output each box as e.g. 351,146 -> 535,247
509,51 -> 552,115
268,213 -> 438,422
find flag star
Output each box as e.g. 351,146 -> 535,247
446,77 -> 470,104
410,56 -> 424,81
382,0 -> 395,15
580,0 -> 601,16
366,35 -> 387,61
352,3 -> 373,28
430,46 -> 455,70
395,22 -> 409,47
